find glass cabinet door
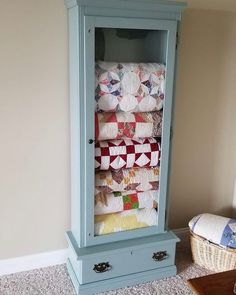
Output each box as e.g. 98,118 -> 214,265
84,16 -> 177,246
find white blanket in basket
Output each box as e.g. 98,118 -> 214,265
189,213 -> 236,249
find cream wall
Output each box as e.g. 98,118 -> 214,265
0,0 -> 236,259
169,9 -> 236,227
174,0 -> 236,12
0,0 -> 69,259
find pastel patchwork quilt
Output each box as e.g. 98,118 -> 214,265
95,166 -> 159,194
95,111 -> 163,141
95,190 -> 158,215
189,213 -> 236,249
95,138 -> 161,171
95,62 -> 165,113
95,208 -> 157,235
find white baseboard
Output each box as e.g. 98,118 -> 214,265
0,248 -> 68,276
0,228 -> 189,277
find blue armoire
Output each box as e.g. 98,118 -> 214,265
64,1 -> 186,294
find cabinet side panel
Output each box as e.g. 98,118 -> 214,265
165,22 -> 181,229
68,6 -> 85,246
157,23 -> 177,232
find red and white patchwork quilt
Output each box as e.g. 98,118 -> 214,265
95,138 -> 161,171
95,111 -> 162,141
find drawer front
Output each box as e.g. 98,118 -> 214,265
79,242 -> 176,284
131,243 -> 175,272
80,250 -> 132,284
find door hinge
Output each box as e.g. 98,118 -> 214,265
170,127 -> 174,141
176,32 -> 179,50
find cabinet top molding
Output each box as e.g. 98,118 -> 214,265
65,0 -> 186,12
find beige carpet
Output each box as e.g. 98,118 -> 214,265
0,235 -> 213,295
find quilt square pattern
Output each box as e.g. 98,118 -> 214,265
94,190 -> 158,215
95,138 -> 161,171
95,166 -> 160,194
95,62 -> 165,113
123,193 -> 139,210
95,111 -> 162,141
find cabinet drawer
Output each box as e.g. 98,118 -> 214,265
131,243 -> 175,273
76,242 -> 176,284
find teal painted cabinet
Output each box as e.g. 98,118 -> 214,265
64,1 -> 186,294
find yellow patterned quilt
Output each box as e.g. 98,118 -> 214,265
94,208 -> 157,235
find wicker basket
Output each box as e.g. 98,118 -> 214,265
190,232 -> 236,272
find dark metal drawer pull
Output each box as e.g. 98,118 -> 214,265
152,251 -> 168,262
93,262 -> 111,273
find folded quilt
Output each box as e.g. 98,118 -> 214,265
95,138 -> 161,171
95,190 -> 158,215
95,111 -> 162,141
95,166 -> 159,194
95,208 -> 157,235
95,62 -> 165,113
189,213 -> 236,249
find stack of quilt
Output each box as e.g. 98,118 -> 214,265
94,61 -> 165,236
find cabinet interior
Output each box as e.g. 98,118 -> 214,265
95,28 -> 167,63
94,27 -> 167,237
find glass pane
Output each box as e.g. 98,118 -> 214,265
94,27 -> 167,236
